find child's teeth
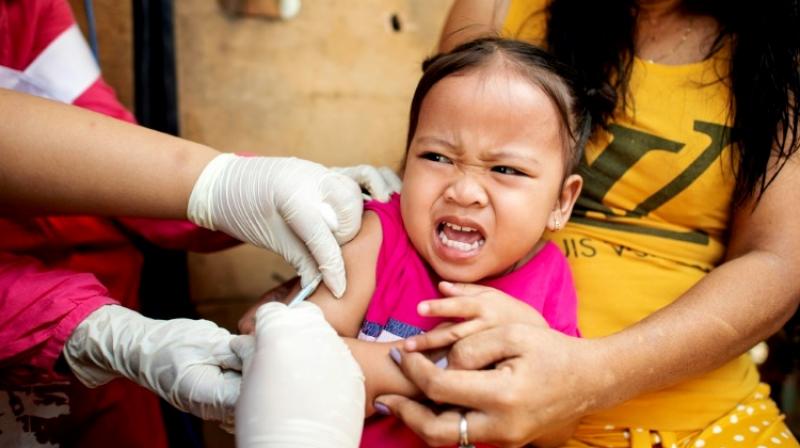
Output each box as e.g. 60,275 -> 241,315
439,230 -> 484,252
444,221 -> 477,233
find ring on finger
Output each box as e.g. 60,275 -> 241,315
459,412 -> 475,448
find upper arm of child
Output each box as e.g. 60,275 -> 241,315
304,210 -> 382,337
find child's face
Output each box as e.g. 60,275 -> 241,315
401,66 -> 578,282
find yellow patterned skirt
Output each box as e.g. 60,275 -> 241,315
565,384 -> 798,448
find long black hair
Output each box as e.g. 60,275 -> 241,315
543,0 -> 800,205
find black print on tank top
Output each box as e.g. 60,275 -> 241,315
571,120 -> 731,245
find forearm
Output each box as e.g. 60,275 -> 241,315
0,89 -> 217,218
589,250 -> 799,411
344,338 -> 420,416
439,0 -> 510,52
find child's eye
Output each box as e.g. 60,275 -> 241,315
420,152 -> 453,164
491,166 -> 526,176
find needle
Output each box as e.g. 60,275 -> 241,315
287,273 -> 323,307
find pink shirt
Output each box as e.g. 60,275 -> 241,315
359,195 -> 579,448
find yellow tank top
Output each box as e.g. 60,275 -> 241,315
504,0 -> 759,431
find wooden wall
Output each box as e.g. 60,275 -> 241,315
175,1 -> 452,329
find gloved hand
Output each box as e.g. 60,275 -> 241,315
188,154 -> 363,297
235,302 -> 365,448
332,165 -> 402,202
63,305 -> 244,427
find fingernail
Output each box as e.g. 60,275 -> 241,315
434,357 -> 449,369
404,339 -> 417,351
374,401 -> 391,416
389,347 -> 402,364
417,302 -> 430,315
440,281 -> 453,289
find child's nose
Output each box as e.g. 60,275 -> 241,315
444,173 -> 488,208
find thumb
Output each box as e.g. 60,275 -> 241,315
281,202 -> 346,298
280,230 -> 328,294
229,335 -> 256,369
374,394 -> 406,414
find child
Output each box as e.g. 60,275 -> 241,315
247,37 -> 597,447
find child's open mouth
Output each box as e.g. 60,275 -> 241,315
436,219 -> 486,255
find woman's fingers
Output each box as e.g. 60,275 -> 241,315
404,319 -> 484,352
445,324 -> 529,370
391,347 -> 516,410
374,396 -> 496,448
374,395 -> 456,447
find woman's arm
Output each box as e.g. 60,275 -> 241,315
0,89 -> 216,218
438,0 -> 510,52
0,89 -> 403,295
379,155 -> 800,446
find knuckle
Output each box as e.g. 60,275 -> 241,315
501,324 -> 526,348
495,387 -> 521,409
446,326 -> 465,342
447,344 -> 471,368
503,424 -> 527,446
421,371 -> 447,401
419,423 -> 447,446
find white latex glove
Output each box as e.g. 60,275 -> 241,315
188,154 -> 362,297
63,305 -> 245,427
235,302 -> 365,448
332,165 -> 402,202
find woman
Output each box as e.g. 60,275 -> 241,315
377,1 -> 800,447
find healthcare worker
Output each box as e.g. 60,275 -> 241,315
0,1 -> 398,445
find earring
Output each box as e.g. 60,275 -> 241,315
553,216 -> 561,231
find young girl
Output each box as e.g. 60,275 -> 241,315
244,37 -> 599,447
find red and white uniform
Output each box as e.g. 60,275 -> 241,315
0,1 -> 238,445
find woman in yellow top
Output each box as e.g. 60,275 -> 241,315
376,0 -> 800,446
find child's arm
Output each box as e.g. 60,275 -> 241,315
302,211 -> 421,415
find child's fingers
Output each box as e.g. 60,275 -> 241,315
417,296 -> 483,319
438,281 -> 494,297
404,319 -> 486,352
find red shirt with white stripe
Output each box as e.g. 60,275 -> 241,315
0,1 -> 238,445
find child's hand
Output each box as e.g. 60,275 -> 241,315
405,282 -> 549,354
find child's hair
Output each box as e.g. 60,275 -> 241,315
406,37 -> 608,176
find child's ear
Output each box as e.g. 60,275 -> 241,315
547,174 -> 583,232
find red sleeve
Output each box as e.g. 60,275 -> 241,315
0,0 -> 74,70
1,0 -> 137,123
115,218 -> 241,253
0,253 -> 117,379
73,77 -> 137,124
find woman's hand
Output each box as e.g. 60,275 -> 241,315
236,302 -> 365,448
63,305 -> 247,427
188,155 -> 364,298
331,164 -> 402,202
377,323 -> 601,447
404,282 -> 548,353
